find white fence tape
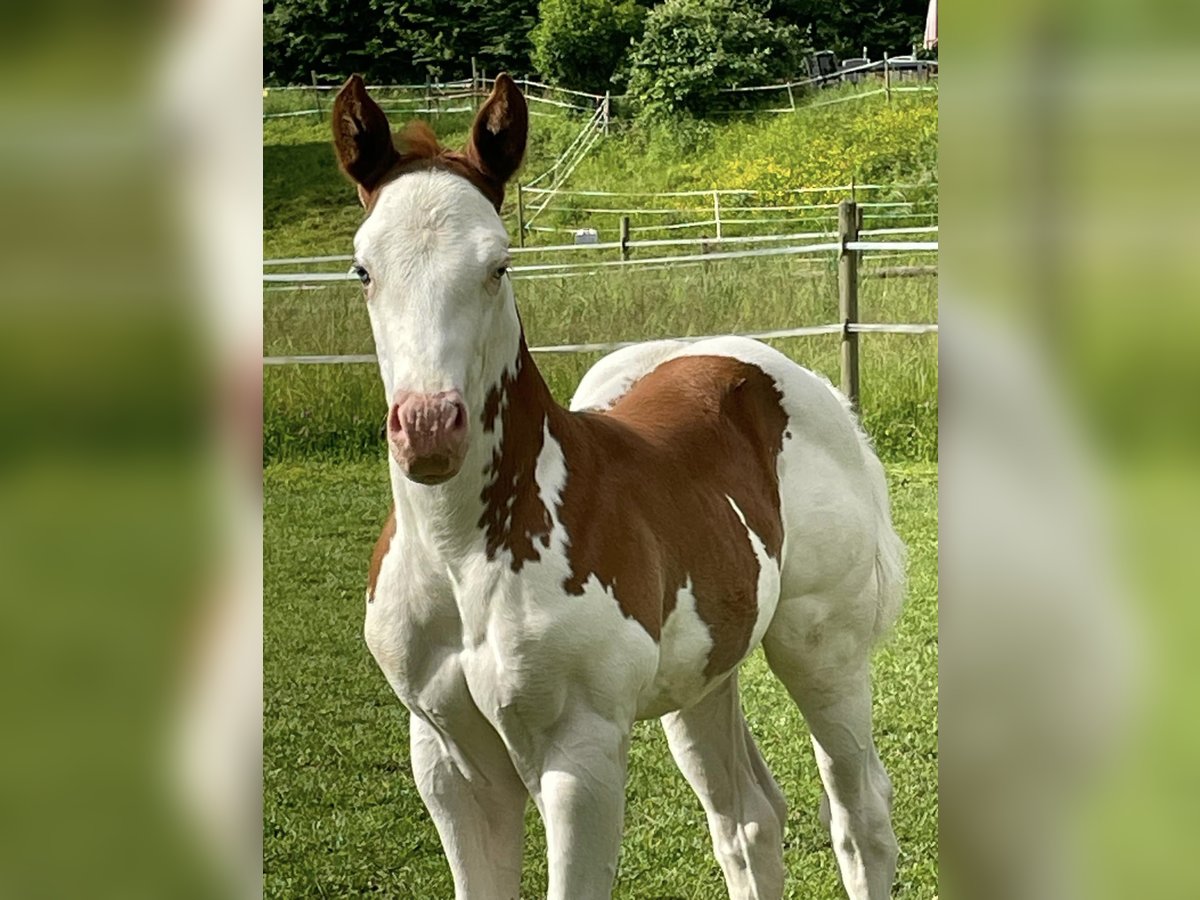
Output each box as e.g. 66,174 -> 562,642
519,183 -> 937,198
524,104 -> 605,188
263,261 -> 932,290
263,232 -> 940,275
265,65 -> 935,100
263,243 -> 844,283
844,240 -> 938,251
263,322 -> 937,365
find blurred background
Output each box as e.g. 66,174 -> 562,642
0,0 -> 260,897
0,0 -> 1196,896
943,2 -> 1200,899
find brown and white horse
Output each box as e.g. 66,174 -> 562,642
334,74 -> 906,900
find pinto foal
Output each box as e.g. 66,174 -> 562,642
334,73 -> 906,900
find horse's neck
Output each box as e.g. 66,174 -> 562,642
390,336 -> 564,560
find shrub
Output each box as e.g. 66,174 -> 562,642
530,0 -> 647,95
264,0 -> 539,85
624,0 -> 807,118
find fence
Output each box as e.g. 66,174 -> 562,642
510,182 -> 938,245
264,201 -> 936,412
713,56 -> 937,114
263,56 -> 935,121
263,68 -> 610,120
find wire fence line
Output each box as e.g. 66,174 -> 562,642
263,261 -> 934,290
716,58 -> 938,95
523,103 -> 607,188
264,56 -> 935,122
262,225 -> 940,270
262,233 -> 938,283
264,200 -> 934,412
509,179 -> 937,247
518,182 -> 935,198
264,322 -> 938,367
263,58 -> 935,117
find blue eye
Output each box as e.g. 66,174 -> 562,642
350,263 -> 370,286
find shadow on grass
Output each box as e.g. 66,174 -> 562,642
264,140 -> 356,235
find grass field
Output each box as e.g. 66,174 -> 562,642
264,459 -> 938,898
265,257 -> 938,463
264,82 -> 938,897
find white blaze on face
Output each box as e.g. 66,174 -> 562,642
352,169 -> 519,414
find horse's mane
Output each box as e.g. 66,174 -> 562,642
395,121 -> 443,161
375,121 -> 504,212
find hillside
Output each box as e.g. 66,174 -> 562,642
264,85 -> 937,258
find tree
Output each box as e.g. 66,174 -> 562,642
768,0 -> 928,60
623,0 -> 807,118
529,0 -> 647,95
264,0 -> 540,85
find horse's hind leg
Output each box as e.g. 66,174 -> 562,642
661,674 -> 787,900
763,595 -> 897,900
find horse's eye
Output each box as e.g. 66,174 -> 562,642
495,264 -> 509,280
350,263 -> 371,286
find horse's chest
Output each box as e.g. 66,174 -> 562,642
364,548 -> 468,716
364,542 -> 564,715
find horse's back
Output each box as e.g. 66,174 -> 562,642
575,337 -> 900,628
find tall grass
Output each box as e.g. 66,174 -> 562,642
264,256 -> 937,462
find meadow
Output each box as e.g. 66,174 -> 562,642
264,460 -> 938,898
264,86 -> 938,464
264,84 -> 938,897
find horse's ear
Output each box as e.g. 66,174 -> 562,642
467,73 -> 528,190
332,74 -> 399,204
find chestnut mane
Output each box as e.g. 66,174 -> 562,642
368,121 -> 506,213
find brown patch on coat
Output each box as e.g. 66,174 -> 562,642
477,343 -> 555,570
367,508 -> 397,603
475,349 -> 788,678
552,356 -> 788,676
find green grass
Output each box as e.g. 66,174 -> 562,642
264,460 -> 938,898
264,259 -> 937,463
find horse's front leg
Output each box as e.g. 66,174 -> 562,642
409,713 -> 527,900
525,709 -> 633,900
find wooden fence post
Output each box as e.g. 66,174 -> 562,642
713,192 -> 722,240
516,183 -> 526,248
471,57 -> 479,107
311,70 -> 322,120
619,216 -> 630,261
603,91 -> 611,134
838,200 -> 861,411
884,53 -> 892,103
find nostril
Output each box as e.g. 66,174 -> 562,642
388,404 -> 403,435
451,402 -> 467,432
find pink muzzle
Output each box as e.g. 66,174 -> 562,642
387,389 -> 469,484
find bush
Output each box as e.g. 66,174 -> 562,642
624,0 -> 807,118
264,0 -> 539,85
530,0 -> 647,95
